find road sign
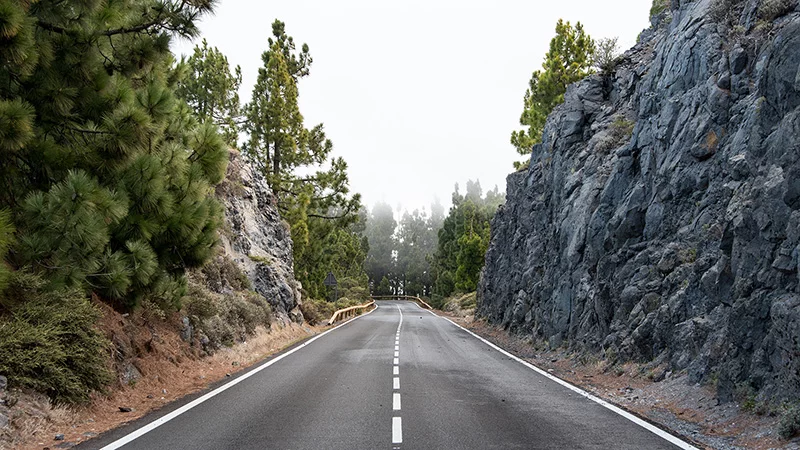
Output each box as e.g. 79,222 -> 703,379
323,272 -> 337,287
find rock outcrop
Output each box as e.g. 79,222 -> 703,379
216,150 -> 302,322
478,0 -> 800,403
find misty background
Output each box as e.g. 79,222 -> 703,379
172,0 -> 652,216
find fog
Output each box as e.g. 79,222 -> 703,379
172,0 -> 652,214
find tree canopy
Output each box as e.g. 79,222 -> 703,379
510,19 -> 595,168
430,181 -> 504,301
176,38 -> 243,147
0,0 -> 227,310
242,20 -> 366,300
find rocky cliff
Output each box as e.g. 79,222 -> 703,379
478,0 -> 800,404
216,150 -> 302,322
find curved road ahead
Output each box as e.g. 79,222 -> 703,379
84,301 -> 693,450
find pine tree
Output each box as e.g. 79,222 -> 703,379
244,20 -> 364,300
511,20 -> 595,168
0,0 -> 226,310
430,182 -> 504,300
176,39 -> 243,147
365,202 -> 397,289
0,210 -> 14,293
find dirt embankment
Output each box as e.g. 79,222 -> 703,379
0,303 -> 325,450
448,314 -> 798,450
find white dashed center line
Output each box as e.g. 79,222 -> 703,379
393,392 -> 402,410
392,417 -> 402,444
393,304 -> 403,446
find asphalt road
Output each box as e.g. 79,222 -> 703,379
84,301 -> 692,450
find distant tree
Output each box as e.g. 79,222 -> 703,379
376,276 -> 392,296
176,39 -> 243,147
510,20 -> 595,168
296,208 -> 369,301
430,182 -> 504,301
396,209 -> 431,296
365,202 -> 397,290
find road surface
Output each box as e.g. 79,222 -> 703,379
83,301 -> 692,450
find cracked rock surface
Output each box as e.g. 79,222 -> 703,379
478,0 -> 800,404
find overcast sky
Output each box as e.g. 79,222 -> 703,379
172,0 -> 651,215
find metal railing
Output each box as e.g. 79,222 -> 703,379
371,295 -> 433,310
327,301 -> 376,325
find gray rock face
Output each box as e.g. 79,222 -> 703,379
217,151 -> 302,321
478,1 -> 800,403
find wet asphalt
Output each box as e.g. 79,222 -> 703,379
80,301 -> 685,450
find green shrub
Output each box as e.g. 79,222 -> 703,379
650,0 -> 670,17
202,255 -> 252,292
709,0 -> 748,23
758,0 -> 796,20
300,297 -> 368,325
593,37 -> 620,74
0,272 -> 112,405
779,404 -> 800,440
228,291 -> 272,335
300,299 -> 337,325
247,254 -> 273,266
597,116 -> 635,154
185,279 -> 272,351
299,300 -> 326,325
185,281 -> 220,322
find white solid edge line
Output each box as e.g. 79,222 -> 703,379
415,304 -> 699,450
393,392 -> 401,410
99,306 -> 379,450
392,417 -> 403,444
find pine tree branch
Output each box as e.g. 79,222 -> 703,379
102,21 -> 162,37
308,211 -> 351,220
36,20 -> 69,34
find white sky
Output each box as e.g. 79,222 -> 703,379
172,0 -> 651,214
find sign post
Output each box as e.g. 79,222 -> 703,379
323,272 -> 338,302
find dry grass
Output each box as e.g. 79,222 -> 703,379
1,322 -> 324,450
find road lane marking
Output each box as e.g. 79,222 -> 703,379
97,305 -> 380,450
393,392 -> 401,410
393,303 -> 403,446
392,417 -> 402,444
417,304 -> 700,450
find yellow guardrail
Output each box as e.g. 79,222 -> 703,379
371,295 -> 433,310
327,301 -> 375,325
